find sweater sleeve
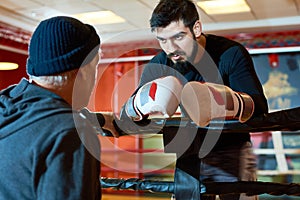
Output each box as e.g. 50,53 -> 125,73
223,45 -> 268,116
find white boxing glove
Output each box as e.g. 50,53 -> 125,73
181,81 -> 255,127
125,76 -> 183,121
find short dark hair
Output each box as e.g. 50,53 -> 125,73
150,0 -> 199,32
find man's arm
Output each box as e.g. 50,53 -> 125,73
36,129 -> 101,200
226,45 -> 268,116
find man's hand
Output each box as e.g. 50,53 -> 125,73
80,108 -> 121,137
100,112 -> 120,138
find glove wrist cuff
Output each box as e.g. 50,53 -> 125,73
125,95 -> 143,121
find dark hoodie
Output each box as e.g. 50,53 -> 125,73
0,78 -> 101,200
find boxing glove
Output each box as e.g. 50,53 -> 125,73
125,76 -> 183,121
181,81 -> 254,127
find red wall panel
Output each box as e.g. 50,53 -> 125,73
0,49 -> 28,90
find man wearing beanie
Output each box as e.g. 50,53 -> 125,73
0,16 -> 102,199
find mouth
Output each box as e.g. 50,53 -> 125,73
169,52 -> 185,62
172,54 -> 181,61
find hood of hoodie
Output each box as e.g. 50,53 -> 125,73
0,78 -> 72,139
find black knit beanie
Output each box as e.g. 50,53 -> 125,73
26,16 -> 100,76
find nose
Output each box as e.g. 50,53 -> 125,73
163,39 -> 178,54
99,48 -> 104,58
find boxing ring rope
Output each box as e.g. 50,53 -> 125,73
99,107 -> 300,197
100,107 -> 300,137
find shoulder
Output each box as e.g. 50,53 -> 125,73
26,98 -> 96,141
205,34 -> 249,58
206,34 -> 246,51
149,51 -> 168,64
32,109 -> 99,154
206,34 -> 239,46
142,51 -> 169,76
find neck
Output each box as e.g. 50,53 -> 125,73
193,34 -> 206,64
52,86 -> 73,106
30,79 -> 74,108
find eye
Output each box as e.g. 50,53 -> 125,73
174,34 -> 184,40
157,37 -> 167,44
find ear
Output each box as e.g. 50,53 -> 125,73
78,66 -> 88,81
193,20 -> 202,37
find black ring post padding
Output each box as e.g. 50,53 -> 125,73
100,177 -> 175,193
203,181 -> 300,196
100,178 -> 300,196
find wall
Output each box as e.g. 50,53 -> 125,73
0,21 -> 30,90
0,49 -> 28,89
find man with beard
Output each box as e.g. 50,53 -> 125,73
119,0 -> 268,199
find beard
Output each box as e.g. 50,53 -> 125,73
172,60 -> 194,75
167,39 -> 199,75
167,51 -> 191,75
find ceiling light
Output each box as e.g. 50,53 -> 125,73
73,11 -> 125,25
197,0 -> 251,15
0,62 -> 18,70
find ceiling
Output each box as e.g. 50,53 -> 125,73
0,0 -> 300,43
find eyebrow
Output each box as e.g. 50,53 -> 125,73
156,31 -> 187,40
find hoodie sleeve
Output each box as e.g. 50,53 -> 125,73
35,128 -> 101,200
